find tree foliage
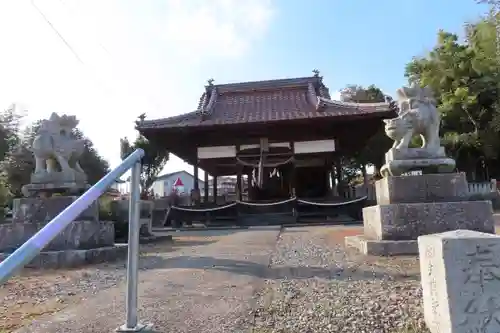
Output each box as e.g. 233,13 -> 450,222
0,170 -> 12,211
405,20 -> 500,179
0,104 -> 22,162
73,129 -> 110,185
340,85 -> 395,181
120,135 -> 169,198
340,84 -> 387,103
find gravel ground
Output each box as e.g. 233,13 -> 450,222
13,228 -> 281,333
0,234 -> 220,332
2,226 -> 436,332
251,226 -> 429,333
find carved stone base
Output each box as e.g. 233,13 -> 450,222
381,158 -> 456,177
0,220 -> 114,251
30,169 -> 87,185
12,196 -> 98,223
362,201 -> 494,241
346,173 -> 495,256
375,173 -> 469,204
22,182 -> 89,197
0,244 -> 128,268
381,147 -> 456,177
386,147 -> 447,160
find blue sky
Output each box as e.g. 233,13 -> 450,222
0,0 -> 490,176
203,0 -> 489,97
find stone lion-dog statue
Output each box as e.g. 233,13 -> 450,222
31,113 -> 87,184
383,85 -> 440,153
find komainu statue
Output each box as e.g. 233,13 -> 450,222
30,113 -> 87,186
380,85 -> 455,177
383,86 -> 440,153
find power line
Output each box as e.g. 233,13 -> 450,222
30,0 -> 164,116
30,0 -> 84,65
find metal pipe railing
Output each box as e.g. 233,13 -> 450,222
0,148 -> 153,331
117,161 -> 152,332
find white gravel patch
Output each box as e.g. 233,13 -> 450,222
251,227 -> 429,333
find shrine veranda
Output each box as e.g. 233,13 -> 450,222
137,75 -> 395,226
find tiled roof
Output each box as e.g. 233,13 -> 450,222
137,76 -> 392,130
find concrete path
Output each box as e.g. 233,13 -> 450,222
15,227 -> 281,333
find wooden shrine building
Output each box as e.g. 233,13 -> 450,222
137,73 -> 395,226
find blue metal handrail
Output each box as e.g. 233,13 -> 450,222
0,148 -> 152,331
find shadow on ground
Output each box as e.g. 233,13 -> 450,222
152,228 -> 249,238
136,255 -> 420,281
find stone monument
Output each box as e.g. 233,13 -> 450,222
418,230 -> 500,333
345,86 -> 495,255
380,85 -> 455,177
0,113 -> 127,268
22,112 -> 89,197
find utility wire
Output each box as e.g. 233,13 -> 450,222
30,0 -> 84,65
57,0 -> 111,56
30,0 -> 163,118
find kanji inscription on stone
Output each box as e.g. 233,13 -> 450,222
418,230 -> 500,333
459,243 -> 500,332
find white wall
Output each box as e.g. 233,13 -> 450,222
153,171 -> 205,197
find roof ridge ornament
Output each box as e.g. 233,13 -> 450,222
203,87 -> 218,114
307,82 -> 321,111
135,113 -> 146,127
207,78 -> 215,87
312,69 -> 320,77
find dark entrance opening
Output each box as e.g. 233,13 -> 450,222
295,166 -> 329,198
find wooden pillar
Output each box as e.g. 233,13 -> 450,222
237,170 -> 242,201
361,163 -> 368,196
204,170 -> 209,203
236,145 -> 242,201
335,160 -> 342,184
193,163 -> 199,190
329,154 -> 336,192
213,176 -> 218,203
325,159 -> 331,194
247,169 -> 253,201
290,142 -> 296,197
335,158 -> 343,197
330,169 -> 336,191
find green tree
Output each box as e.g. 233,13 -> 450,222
74,129 -> 110,185
0,171 -> 12,213
405,22 -> 500,180
340,84 -> 395,180
477,0 -> 500,8
1,124 -> 37,197
0,104 -> 22,161
120,135 -> 169,198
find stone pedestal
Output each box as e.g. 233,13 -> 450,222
418,230 -> 500,333
0,220 -> 114,251
345,173 -> 495,256
21,182 -> 90,197
12,196 -> 98,224
381,147 -> 456,177
112,199 -> 154,236
0,196 -> 127,268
